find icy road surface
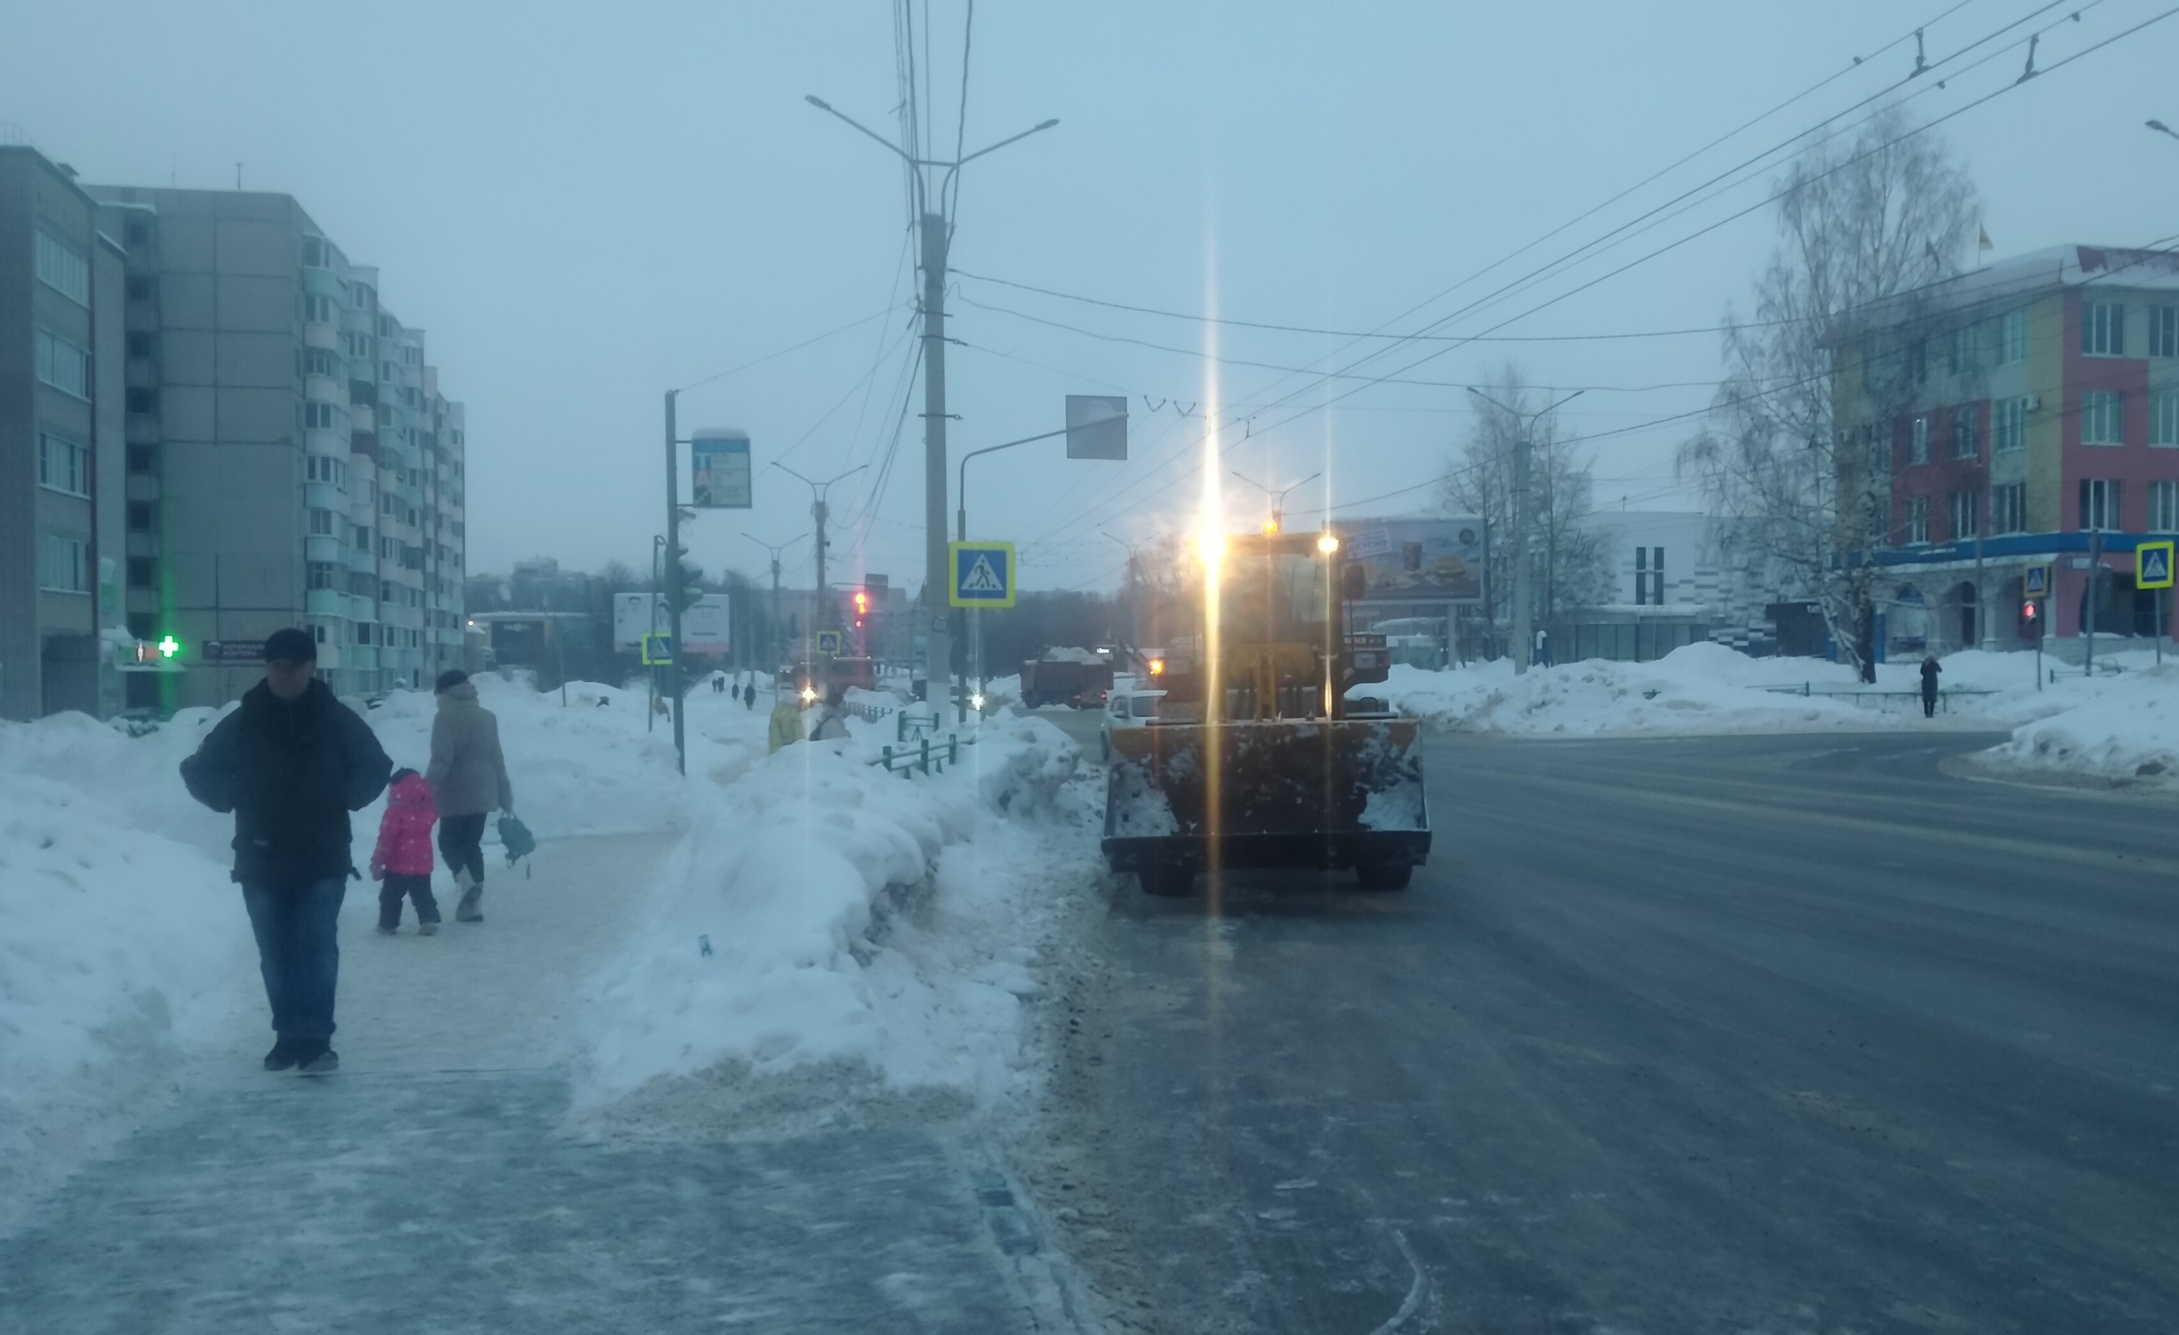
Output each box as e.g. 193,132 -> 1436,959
0,831 -> 1070,1333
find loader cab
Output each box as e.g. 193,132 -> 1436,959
1163,531 -> 1386,721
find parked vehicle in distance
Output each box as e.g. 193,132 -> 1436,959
1099,687 -> 1166,762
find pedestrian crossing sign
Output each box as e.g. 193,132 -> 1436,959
815,629 -> 844,655
641,633 -> 675,666
2138,540 -> 2174,590
950,541 -> 1016,609
2023,565 -> 2051,598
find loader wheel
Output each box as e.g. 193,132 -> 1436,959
1355,862 -> 1413,891
1139,863 -> 1196,897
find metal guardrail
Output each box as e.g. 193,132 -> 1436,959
878,734 -> 962,777
1756,683 -> 1997,714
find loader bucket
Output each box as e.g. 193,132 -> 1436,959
1102,719 -> 1430,877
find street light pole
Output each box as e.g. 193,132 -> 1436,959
806,93 -> 1058,712
1467,387 -> 1583,674
1230,470 -> 1322,533
743,532 -> 807,678
663,390 -> 686,773
776,465 -> 865,645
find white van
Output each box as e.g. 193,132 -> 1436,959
1099,687 -> 1166,762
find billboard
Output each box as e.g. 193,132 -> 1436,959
691,428 -> 753,508
1333,515 -> 1487,604
682,594 -> 731,655
615,592 -> 729,654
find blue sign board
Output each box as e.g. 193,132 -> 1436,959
950,541 -> 1016,608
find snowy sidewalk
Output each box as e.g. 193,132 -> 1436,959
0,832 -> 1064,1333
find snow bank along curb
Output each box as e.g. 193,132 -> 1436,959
577,711 -> 1089,1129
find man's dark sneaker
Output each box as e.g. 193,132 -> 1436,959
293,1042 -> 340,1075
263,1039 -> 300,1072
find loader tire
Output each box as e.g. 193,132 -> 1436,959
1139,863 -> 1196,897
1355,862 -> 1413,891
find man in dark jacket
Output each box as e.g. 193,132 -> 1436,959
180,628 -> 392,1075
1920,654 -> 1943,718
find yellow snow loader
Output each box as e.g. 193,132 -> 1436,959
1101,529 -> 1430,895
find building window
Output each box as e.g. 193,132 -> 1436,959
307,562 -> 339,590
2083,301 -> 2125,356
38,532 -> 90,593
306,455 -> 347,487
311,624 -> 328,644
2152,307 -> 2179,359
127,444 -> 156,474
302,237 -> 328,268
125,275 -> 154,301
2081,391 -> 2123,445
1998,309 -> 2028,365
35,329 -> 90,398
126,387 -> 158,415
127,556 -> 155,587
1948,326 -> 1977,376
127,502 -> 154,530
1993,483 -> 2027,535
1995,397 -> 2028,452
2080,478 -> 2122,531
301,294 -> 337,324
1906,497 -> 1930,545
2152,481 -> 2179,533
1950,490 -> 1979,540
2154,391 -> 2179,448
1951,407 -> 1978,459
1910,416 -> 1930,464
37,431 -> 90,496
126,331 -> 156,358
308,508 -> 340,537
125,219 -> 149,246
303,402 -> 340,431
303,348 -> 339,378
35,228 -> 90,305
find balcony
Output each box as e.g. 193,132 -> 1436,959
305,535 -> 345,564
305,481 -> 346,513
305,588 -> 348,618
302,322 -> 339,352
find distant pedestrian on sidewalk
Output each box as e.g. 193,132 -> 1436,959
743,680 -> 756,710
1534,628 -> 1552,668
427,670 -> 514,924
180,628 -> 391,1076
370,768 -> 441,936
1920,654 -> 1942,718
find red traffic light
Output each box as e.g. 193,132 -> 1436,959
2022,601 -> 2039,621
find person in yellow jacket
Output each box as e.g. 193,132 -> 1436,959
767,691 -> 806,753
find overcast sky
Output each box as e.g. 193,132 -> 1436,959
6,1 -> 2174,595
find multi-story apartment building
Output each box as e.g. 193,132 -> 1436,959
0,142 -> 126,721
86,184 -> 467,707
1835,244 -> 2179,654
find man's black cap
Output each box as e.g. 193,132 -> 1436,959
263,628 -> 317,664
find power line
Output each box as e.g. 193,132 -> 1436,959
953,267 -> 1799,342
1023,3 -> 2165,557
675,303 -> 905,395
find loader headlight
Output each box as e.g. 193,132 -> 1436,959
1316,533 -> 1340,554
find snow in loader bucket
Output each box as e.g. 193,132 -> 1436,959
1101,719 -> 1431,877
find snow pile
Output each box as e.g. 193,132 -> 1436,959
1989,662 -> 2179,781
578,711 -> 1089,1125
0,769 -> 249,1226
1371,645 -> 1897,736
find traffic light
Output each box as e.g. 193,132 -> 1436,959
2022,600 -> 2040,627
852,589 -> 868,629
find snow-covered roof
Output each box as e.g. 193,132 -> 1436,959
1842,245 -> 2179,338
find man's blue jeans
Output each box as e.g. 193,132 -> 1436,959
240,877 -> 347,1041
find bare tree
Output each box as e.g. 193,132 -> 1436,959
1678,103 -> 1979,679
1442,365 -> 1609,644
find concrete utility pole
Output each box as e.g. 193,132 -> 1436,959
1468,387 -> 1582,675
778,465 -> 864,641
804,94 -> 1058,708
663,390 -> 685,773
921,211 -> 951,701
744,533 -> 806,674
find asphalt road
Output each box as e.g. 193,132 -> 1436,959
1033,712 -> 2179,1334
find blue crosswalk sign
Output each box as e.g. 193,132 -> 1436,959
2138,541 -> 2174,590
2024,565 -> 2050,597
950,541 -> 1016,608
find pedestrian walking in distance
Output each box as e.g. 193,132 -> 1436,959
743,680 -> 756,710
426,670 -> 514,923
179,628 -> 391,1076
1920,654 -> 1942,718
370,768 -> 441,936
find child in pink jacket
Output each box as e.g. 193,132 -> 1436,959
370,768 -> 441,935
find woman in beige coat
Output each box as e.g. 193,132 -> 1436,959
426,670 -> 513,922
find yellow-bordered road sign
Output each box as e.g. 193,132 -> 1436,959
2137,541 -> 2174,590
950,541 -> 1016,609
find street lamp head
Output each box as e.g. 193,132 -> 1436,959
806,95 -> 833,111
1035,119 -> 1060,132
2149,119 -> 2170,132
